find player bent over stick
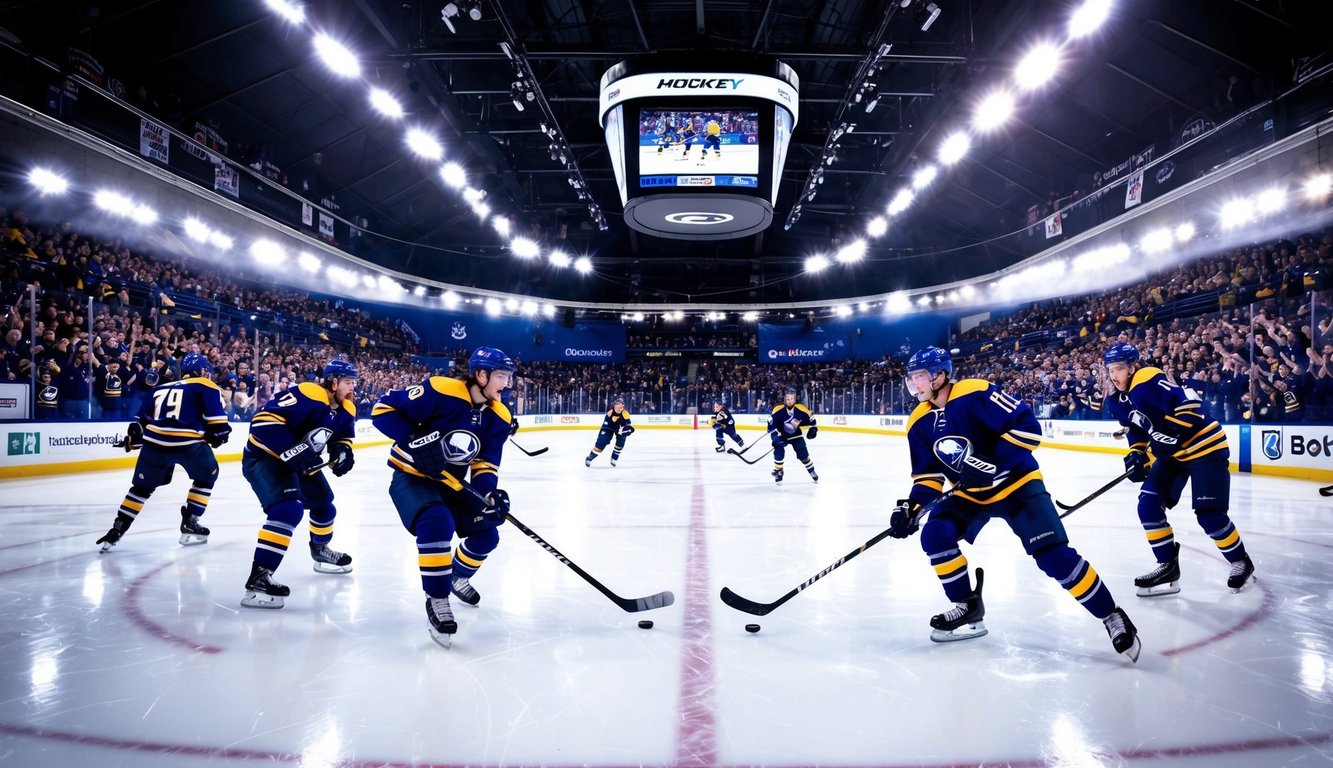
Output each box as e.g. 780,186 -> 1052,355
239,359 -> 359,609
1102,342 -> 1255,596
887,347 -> 1141,662
372,347 -> 515,647
97,353 -> 231,553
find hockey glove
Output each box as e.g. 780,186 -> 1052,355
204,423 -> 232,448
1124,449 -> 1149,483
618,424 -> 635,437
114,421 -> 145,452
888,499 -> 921,539
329,442 -> 355,477
805,425 -> 818,440
509,418 -> 520,437
405,429 -> 449,477
280,440 -> 324,474
483,488 -> 511,520
957,453 -> 998,491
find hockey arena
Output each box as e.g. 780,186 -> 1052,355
2,0 -> 1333,766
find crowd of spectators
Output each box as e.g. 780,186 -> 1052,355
4,208 -> 1331,426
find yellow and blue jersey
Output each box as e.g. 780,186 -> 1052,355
246,382 -> 355,461
709,408 -> 735,430
768,402 -> 815,439
371,376 -> 511,497
1105,366 -> 1227,463
138,377 -> 228,448
600,408 -> 633,433
906,379 -> 1044,506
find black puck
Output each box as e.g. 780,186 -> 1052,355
745,623 -> 761,633
638,619 -> 654,629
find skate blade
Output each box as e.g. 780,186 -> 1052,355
450,590 -> 480,607
429,626 -> 457,648
1230,575 -> 1255,593
312,562 -> 353,574
178,534 -> 208,546
241,592 -> 285,609
99,543 -> 116,554
1135,582 -> 1180,597
930,623 -> 988,643
1120,635 -> 1143,663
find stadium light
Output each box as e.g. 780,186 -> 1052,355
405,128 -> 443,160
93,190 -> 134,216
1255,186 -> 1286,214
298,252 -> 322,273
911,165 -> 938,190
1069,0 -> 1112,39
509,236 -> 540,259
835,239 -> 867,264
1015,42 -> 1061,90
313,33 -> 360,78
368,87 -> 404,119
542,303 -> 556,318
742,311 -> 758,322
866,216 -> 889,237
938,131 -> 970,165
1219,198 -> 1255,229
492,216 -> 512,238
1303,172 -> 1331,201
250,239 -> 286,266
484,298 -> 502,316
209,232 -> 233,252
573,256 -> 593,274
441,290 -> 461,309
413,285 -> 426,297
519,300 -> 537,316
885,292 -> 911,314
504,297 -> 519,312
1174,221 -> 1195,243
805,254 -> 831,273
548,249 -> 572,268
471,202 -> 491,220
835,305 -> 852,317
973,90 -> 1015,132
183,217 -> 211,243
1139,228 -> 1173,254
264,0 -> 305,24
361,274 -> 376,289
887,188 -> 914,216
439,162 -> 467,189
28,167 -> 68,196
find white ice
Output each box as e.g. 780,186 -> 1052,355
639,144 -> 761,177
0,429 -> 1330,767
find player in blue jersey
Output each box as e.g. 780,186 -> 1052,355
887,347 -> 1141,662
768,389 -> 818,483
709,400 -> 744,452
1102,342 -> 1255,595
585,397 -> 635,467
677,120 -> 700,160
96,353 -> 231,553
371,347 -> 515,646
655,121 -> 680,154
239,358 -> 359,609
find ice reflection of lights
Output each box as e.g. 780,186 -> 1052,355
298,721 -> 344,768
82,564 -> 105,607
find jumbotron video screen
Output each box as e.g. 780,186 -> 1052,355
637,108 -> 761,189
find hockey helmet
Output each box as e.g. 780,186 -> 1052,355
143,368 -> 160,387
613,396 -> 626,406
322,358 -> 359,382
1103,342 -> 1140,366
469,346 -> 516,375
180,353 -> 213,377
907,346 -> 953,378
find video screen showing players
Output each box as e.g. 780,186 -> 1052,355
637,108 -> 760,181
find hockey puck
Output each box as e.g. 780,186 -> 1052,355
638,620 -> 654,629
745,623 -> 761,633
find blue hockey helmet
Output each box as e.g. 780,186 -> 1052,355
180,353 -> 213,377
1103,342 -> 1140,366
322,358 -> 359,381
469,346 -> 516,375
907,346 -> 953,378
143,368 -> 160,387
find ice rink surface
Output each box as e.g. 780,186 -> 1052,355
639,144 -> 761,177
0,428 -> 1329,767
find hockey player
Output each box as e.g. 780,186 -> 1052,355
709,400 -> 744,452
1102,342 -> 1255,595
585,397 -> 635,467
768,389 -> 818,483
699,119 -> 722,161
677,120 -> 700,160
239,358 -> 359,609
96,353 -> 230,553
371,347 -> 515,646
655,120 -> 680,154
887,347 -> 1141,663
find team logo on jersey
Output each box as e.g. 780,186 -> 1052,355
1261,429 -> 1282,460
451,322 -> 467,340
305,427 -> 333,455
38,386 -> 58,403
933,436 -> 973,472
1128,410 -> 1153,431
442,430 -> 481,464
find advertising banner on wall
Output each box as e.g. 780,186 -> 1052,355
1247,423 -> 1333,481
757,323 -> 844,363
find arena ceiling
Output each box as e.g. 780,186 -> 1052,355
2,0 -> 1328,306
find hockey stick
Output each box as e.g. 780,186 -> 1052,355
731,429 -> 776,456
1320,484 -> 1333,497
727,443 -> 776,465
508,437 -> 549,457
433,465 -> 674,613
719,490 -> 957,616
1056,470 -> 1132,518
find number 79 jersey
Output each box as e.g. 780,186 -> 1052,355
138,376 -> 229,448
906,379 -> 1044,507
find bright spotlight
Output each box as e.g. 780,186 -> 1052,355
866,216 -> 888,237
548,250 -> 572,268
573,256 -> 593,274
959,284 -> 976,298
131,204 -> 157,225
541,303 -> 556,318
973,90 -> 1015,132
1015,42 -> 1061,90
912,165 -> 938,190
439,162 -> 467,188
471,202 -> 491,220
405,128 -> 443,160
264,0 -> 305,24
509,236 -> 540,259
1069,0 -> 1112,39
492,216 -> 512,237
361,274 -> 377,289
835,305 -> 852,317
742,311 -> 758,321
28,167 -> 68,196
1303,173 -> 1331,201
504,297 -> 519,312
917,295 -> 933,307
805,254 -> 831,273
413,285 -> 426,297
298,252 -> 322,273
442,290 -> 461,309
938,131 -> 970,165
250,239 -> 286,266
209,232 -> 234,252
93,190 -> 134,216
368,87 -> 404,118
183,217 -> 211,243
484,298 -> 502,316
835,240 -> 867,264
886,293 -> 911,314
1139,228 -> 1173,254
313,33 -> 360,78
1219,198 -> 1255,229
1255,186 -> 1286,214
1174,221 -> 1195,243
887,188 -> 914,216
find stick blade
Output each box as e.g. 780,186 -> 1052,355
1055,499 -> 1075,511
1321,486 -> 1333,497
719,587 -> 774,616
622,590 -> 675,612
525,447 -> 549,456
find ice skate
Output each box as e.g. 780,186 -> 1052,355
1103,606 -> 1141,663
808,467 -> 819,482
451,576 -> 480,606
584,454 -> 594,467
1227,554 -> 1255,592
178,506 -> 209,546
426,595 -> 457,647
1134,542 -> 1180,597
610,457 -> 618,467
310,542 -> 353,574
772,468 -> 784,484
241,564 -> 289,609
715,445 -> 726,453
96,518 -> 129,554
930,567 -> 988,642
